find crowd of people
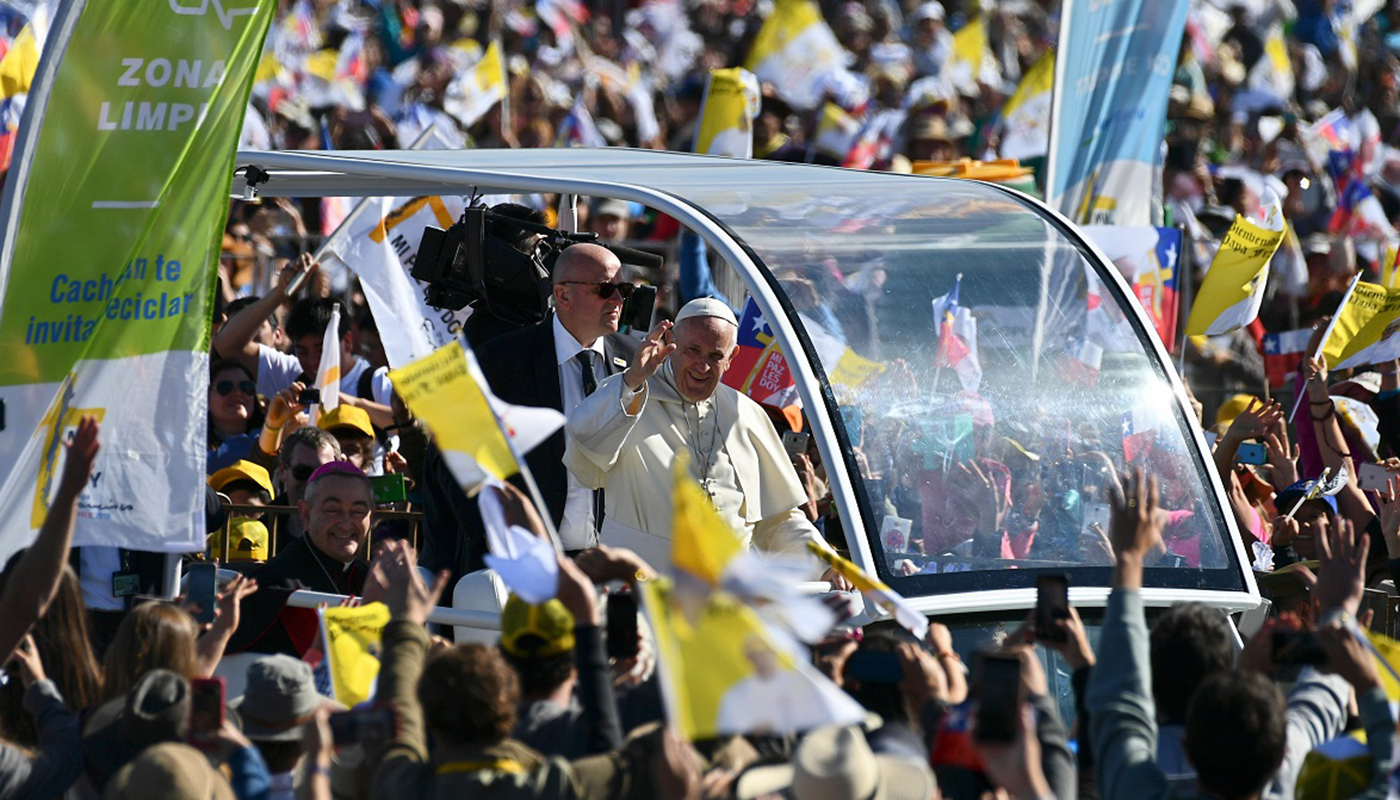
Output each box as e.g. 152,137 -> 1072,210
9,0 -> 1400,797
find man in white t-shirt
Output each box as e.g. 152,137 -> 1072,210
213,256 -> 394,428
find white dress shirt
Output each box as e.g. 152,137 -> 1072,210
553,314 -> 608,550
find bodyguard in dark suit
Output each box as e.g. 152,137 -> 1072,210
421,244 -> 637,575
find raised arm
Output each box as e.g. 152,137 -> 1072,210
0,417 -> 99,665
211,255 -> 314,371
1303,356 -> 1373,530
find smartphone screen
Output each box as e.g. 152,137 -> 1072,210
781,430 -> 811,460
844,650 -> 903,684
1235,442 -> 1267,465
606,591 -> 639,661
189,677 -> 225,741
369,474 -> 408,504
1035,574 -> 1070,642
185,563 -> 218,625
975,654 -> 1024,743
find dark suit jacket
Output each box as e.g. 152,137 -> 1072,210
419,315 -> 636,581
477,316 -> 637,524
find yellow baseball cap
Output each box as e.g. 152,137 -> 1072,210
499,594 -> 575,658
207,517 -> 269,562
208,460 -> 274,497
1215,394 -> 1260,429
316,405 -> 374,438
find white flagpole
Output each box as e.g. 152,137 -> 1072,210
1288,272 -> 1362,423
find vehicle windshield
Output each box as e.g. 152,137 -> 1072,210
687,174 -> 1243,596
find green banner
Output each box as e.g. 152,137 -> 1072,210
0,0 -> 275,558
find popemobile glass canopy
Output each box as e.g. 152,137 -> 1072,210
233,147 -> 1258,615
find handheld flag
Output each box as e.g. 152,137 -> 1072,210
672,455 -> 745,587
310,305 -> 341,426
998,50 -> 1054,161
479,480 -> 558,605
694,67 -> 760,158
443,40 -> 506,129
1185,190 -> 1286,336
743,0 -> 846,110
1121,408 -> 1156,463
1263,328 -> 1313,389
389,342 -> 565,492
947,14 -> 991,95
932,276 -> 982,392
1319,280 -> 1400,370
557,92 -> 607,148
319,603 -> 390,707
724,297 -> 798,406
640,578 -> 865,738
806,542 -> 928,640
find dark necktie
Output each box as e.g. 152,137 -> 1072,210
576,350 -> 598,397
575,350 -> 604,538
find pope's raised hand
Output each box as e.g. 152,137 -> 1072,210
624,319 -> 676,391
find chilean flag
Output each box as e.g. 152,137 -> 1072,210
932,276 -> 982,392
1121,408 -> 1157,463
1263,328 -> 1311,389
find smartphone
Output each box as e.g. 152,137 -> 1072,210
1272,630 -> 1328,667
1035,574 -> 1070,643
189,677 -> 225,741
974,654 -> 1024,743
1081,502 -> 1110,536
297,387 -> 322,406
606,591 -> 639,661
328,707 -> 395,748
185,562 -> 218,626
844,650 -> 903,684
781,430 -> 811,460
1235,442 -> 1267,465
369,474 -> 407,504
621,284 -> 657,334
1359,462 -> 1393,492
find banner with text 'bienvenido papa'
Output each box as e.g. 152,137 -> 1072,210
0,0 -> 275,564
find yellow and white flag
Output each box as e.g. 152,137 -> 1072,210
389,342 -> 564,492
1320,280 -> 1400,370
947,14 -> 993,95
310,305 -> 341,426
807,542 -> 928,639
444,39 -> 506,128
743,0 -> 845,110
999,50 -> 1054,161
1185,189 -> 1286,336
812,102 -> 859,161
319,603 -> 390,707
694,67 -> 760,158
672,457 -> 744,587
1382,242 -> 1400,289
640,578 -> 865,738
1247,23 -> 1294,102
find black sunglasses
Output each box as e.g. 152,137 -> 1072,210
214,379 -> 256,397
558,280 -> 635,300
291,464 -> 317,482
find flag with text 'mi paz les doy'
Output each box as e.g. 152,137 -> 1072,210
723,297 -> 798,408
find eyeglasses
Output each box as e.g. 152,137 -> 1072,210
214,379 -> 256,397
558,280 -> 635,300
291,464 -> 318,482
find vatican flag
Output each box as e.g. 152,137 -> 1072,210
999,50 -> 1054,161
694,68 -> 759,158
807,543 -> 928,640
743,0 -> 845,110
444,39 -> 506,128
1319,279 -> 1400,370
1185,189 -> 1286,336
309,305 -> 341,426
